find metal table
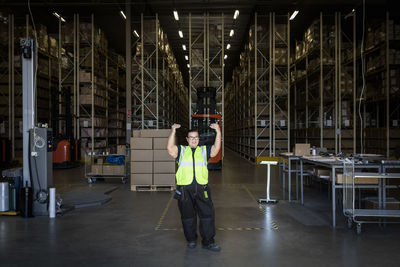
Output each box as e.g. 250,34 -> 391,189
299,156 -> 382,227
279,153 -> 301,202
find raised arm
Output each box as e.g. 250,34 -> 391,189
210,123 -> 221,158
167,123 -> 181,159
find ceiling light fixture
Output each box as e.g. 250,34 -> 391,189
229,29 -> 234,37
224,54 -> 228,59
226,43 -> 231,50
182,44 -> 186,51
120,10 -> 126,20
289,10 -> 299,20
185,55 -> 188,60
233,10 -> 239,20
53,12 -> 66,22
173,10 -> 179,21
178,30 -> 183,38
187,64 -> 190,68
133,30 -> 139,38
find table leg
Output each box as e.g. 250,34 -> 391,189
331,167 -> 336,228
282,157 -> 286,200
288,158 -> 291,202
300,159 -> 304,205
300,161 -> 304,205
296,160 -> 299,201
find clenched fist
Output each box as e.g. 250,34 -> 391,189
171,123 -> 181,130
210,123 -> 220,131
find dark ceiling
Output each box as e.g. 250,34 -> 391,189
0,0 -> 394,87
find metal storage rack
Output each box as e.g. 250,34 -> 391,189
188,12 -> 225,156
225,12 -> 290,162
361,12 -> 400,157
132,14 -> 188,131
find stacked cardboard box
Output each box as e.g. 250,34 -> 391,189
130,129 -> 176,190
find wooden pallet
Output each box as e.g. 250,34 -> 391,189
131,185 -> 176,192
151,185 -> 176,191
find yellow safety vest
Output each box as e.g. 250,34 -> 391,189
176,145 -> 208,185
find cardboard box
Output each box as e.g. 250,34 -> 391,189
131,150 -> 153,162
153,150 -> 175,161
131,173 -> 152,185
103,164 -> 125,175
131,161 -> 153,173
132,130 -> 141,137
140,129 -> 171,138
294,143 -> 310,156
91,164 -> 103,174
153,162 -> 176,173
335,173 -> 379,184
96,158 -> 103,164
117,145 -> 126,155
153,173 -> 176,185
315,169 -> 331,177
153,138 -> 168,150
130,137 -> 152,150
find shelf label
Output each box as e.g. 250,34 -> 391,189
83,120 -> 89,127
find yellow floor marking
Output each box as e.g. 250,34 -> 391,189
242,185 -> 279,231
155,196 -> 174,231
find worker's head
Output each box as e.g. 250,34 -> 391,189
186,129 -> 199,148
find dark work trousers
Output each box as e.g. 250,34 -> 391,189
177,183 -> 216,245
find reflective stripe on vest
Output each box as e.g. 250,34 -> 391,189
175,145 -> 208,185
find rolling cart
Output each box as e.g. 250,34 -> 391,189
342,159 -> 400,234
85,153 -> 128,184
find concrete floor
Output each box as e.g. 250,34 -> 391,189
1,149 -> 400,266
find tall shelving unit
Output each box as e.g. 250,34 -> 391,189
292,13 -> 338,152
362,12 -> 400,157
132,13 -> 188,131
225,12 -> 290,162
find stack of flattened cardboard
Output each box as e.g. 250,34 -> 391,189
130,129 -> 176,190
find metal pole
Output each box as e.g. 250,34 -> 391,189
335,13 -> 338,153
320,12 -> 323,149
338,13 -> 342,153
141,13 -> 144,129
386,12 -> 390,157
204,13 -> 206,87
353,12 -> 356,154
254,13 -> 258,159
91,14 -> 94,154
222,13 -> 225,158
73,14 -> 77,140
287,14 -> 291,152
272,13 -> 276,156
77,14 -> 80,141
156,13 -> 159,129
126,1 -> 132,140
189,13 -> 192,126
59,17 -> 62,136
269,13 -> 273,156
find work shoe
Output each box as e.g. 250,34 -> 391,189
202,243 -> 221,252
187,241 -> 197,249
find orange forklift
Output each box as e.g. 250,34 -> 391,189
191,87 -> 222,170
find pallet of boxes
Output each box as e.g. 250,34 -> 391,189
130,129 -> 176,191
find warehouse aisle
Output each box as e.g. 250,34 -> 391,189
2,150 -> 400,267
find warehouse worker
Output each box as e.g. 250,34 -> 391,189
167,123 -> 221,252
